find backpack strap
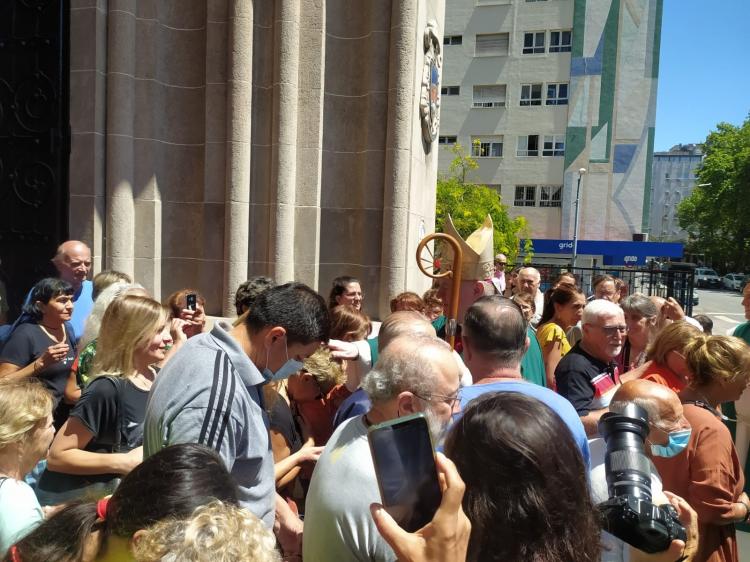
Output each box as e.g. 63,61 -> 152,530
100,376 -> 126,453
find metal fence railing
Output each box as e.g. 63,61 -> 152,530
527,263 -> 696,316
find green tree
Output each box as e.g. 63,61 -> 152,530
677,115 -> 750,271
435,142 -> 532,264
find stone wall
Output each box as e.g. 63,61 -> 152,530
68,0 -> 444,319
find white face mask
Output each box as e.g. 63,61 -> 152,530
262,337 -> 304,382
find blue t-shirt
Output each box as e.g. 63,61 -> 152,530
458,380 -> 590,468
333,387 -> 371,429
23,280 -> 93,344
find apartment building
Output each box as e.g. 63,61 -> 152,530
438,0 -> 664,244
650,144 -> 703,241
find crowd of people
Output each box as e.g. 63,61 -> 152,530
0,231 -> 748,562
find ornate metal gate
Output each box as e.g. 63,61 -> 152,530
0,0 -> 69,321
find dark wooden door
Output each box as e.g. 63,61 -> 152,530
0,0 -> 69,322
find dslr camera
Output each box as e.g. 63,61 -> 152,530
597,403 -> 687,553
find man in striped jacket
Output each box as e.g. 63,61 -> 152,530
143,282 -> 329,553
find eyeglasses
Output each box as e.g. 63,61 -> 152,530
412,389 -> 461,410
495,262 -> 507,267
597,324 -> 628,337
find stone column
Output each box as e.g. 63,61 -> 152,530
222,1 -> 254,316
105,5 -> 136,278
269,0 -> 301,284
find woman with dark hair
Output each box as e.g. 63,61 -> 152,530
444,392 -> 601,562
328,276 -> 363,311
165,288 -> 207,339
535,286 -> 585,388
0,278 -> 77,428
5,443 -> 241,562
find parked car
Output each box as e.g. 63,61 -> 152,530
722,273 -> 746,291
695,268 -> 721,288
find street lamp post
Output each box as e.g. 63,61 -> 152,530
571,168 -> 587,269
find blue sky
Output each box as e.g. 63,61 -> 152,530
654,0 -> 750,151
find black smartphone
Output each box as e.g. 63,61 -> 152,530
368,413 -> 442,532
186,293 -> 197,311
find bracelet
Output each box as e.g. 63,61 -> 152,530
32,359 -> 42,374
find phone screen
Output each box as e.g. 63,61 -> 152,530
186,293 -> 197,311
368,414 -> 442,532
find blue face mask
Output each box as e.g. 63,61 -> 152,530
650,428 -> 691,458
262,337 -> 305,382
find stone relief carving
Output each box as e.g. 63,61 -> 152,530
420,21 -> 442,146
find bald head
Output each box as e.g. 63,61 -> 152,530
379,310 -> 436,352
52,240 -> 92,289
609,380 -> 689,446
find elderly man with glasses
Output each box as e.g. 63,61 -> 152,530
303,334 -> 460,562
556,299 -> 626,437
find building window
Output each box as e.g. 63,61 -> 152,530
540,185 -> 562,207
546,82 -> 568,105
486,184 -> 502,193
476,33 -> 510,56
517,135 -> 539,157
441,86 -> 460,96
438,136 -> 457,145
471,135 -> 503,158
542,135 -> 565,157
522,32 -> 545,54
473,84 -> 506,107
549,30 -> 572,53
520,84 -> 542,106
514,185 -> 536,207
444,35 -> 463,45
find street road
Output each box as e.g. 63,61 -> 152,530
692,287 -> 746,335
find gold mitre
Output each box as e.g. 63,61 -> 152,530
442,214 -> 495,280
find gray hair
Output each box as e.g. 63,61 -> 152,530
378,311 -> 435,352
582,299 -> 622,325
518,267 -> 540,281
80,282 -> 146,347
362,334 -> 450,403
619,293 -> 658,319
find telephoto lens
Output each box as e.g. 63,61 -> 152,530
599,403 -> 653,502
597,403 -> 687,553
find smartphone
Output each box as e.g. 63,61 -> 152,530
368,413 -> 442,532
186,293 -> 197,311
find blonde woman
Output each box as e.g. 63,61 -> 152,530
0,379 -> 55,553
133,500 -> 281,562
36,295 -> 170,505
653,336 -> 750,562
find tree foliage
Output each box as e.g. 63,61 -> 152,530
435,142 -> 532,264
677,115 -> 750,271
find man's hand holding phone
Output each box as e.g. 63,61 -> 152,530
370,453 -> 471,562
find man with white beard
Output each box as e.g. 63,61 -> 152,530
303,334 -> 460,562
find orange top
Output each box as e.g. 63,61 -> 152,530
639,362 -> 686,393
